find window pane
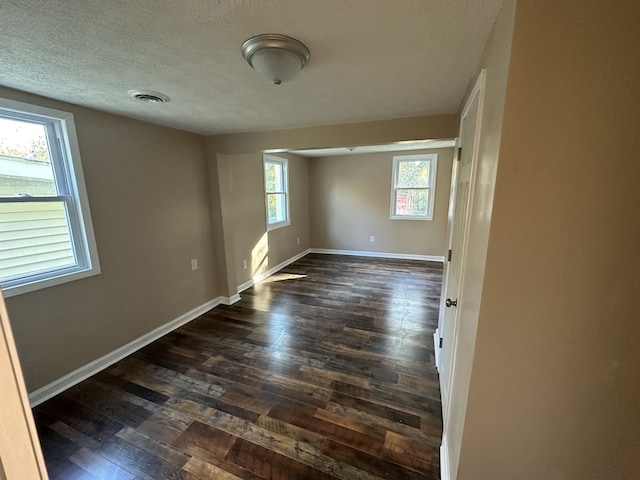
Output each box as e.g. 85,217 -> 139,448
0,201 -> 76,282
0,117 -> 56,196
265,162 -> 276,192
397,160 -> 429,188
267,192 -> 286,224
265,161 -> 283,193
395,188 -> 429,216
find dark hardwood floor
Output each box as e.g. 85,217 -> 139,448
33,254 -> 443,479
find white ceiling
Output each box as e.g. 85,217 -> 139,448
0,0 -> 504,136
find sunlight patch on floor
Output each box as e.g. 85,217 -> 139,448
261,273 -> 307,283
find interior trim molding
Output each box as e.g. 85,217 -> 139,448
440,438 -> 451,480
225,294 -> 241,305
237,249 -> 311,293
309,248 -> 445,263
434,329 -> 441,371
28,296 -> 225,407
237,279 -> 254,294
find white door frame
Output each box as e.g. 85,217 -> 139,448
439,69 -> 486,479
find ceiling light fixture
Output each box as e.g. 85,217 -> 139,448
241,34 -> 310,85
128,90 -> 170,104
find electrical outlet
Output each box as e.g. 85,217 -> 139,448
191,259 -> 198,270
297,237 -> 300,245
369,235 -> 375,243
242,259 -> 248,270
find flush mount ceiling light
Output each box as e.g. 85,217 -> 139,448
128,90 -> 170,104
241,34 -> 310,85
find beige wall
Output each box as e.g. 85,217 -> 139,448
206,114 -> 460,294
3,96 -> 457,393
309,148 -> 453,256
204,143 -> 231,299
208,114 -> 458,154
268,153 -> 310,270
458,0 -> 640,478
217,152 -> 309,295
4,3 -> 637,475
1,87 -> 220,392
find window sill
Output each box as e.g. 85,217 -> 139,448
390,215 -> 433,221
267,221 -> 290,232
1,267 -> 100,298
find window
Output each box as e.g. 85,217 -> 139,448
390,153 -> 437,220
263,155 -> 289,229
0,98 -> 100,297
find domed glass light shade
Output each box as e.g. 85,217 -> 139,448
241,34 -> 310,85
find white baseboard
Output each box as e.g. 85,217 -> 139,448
225,294 -> 241,305
440,438 -> 451,480
28,296 -> 225,407
237,279 -> 253,294
237,249 -> 311,293
434,329 -> 441,371
309,248 -> 445,263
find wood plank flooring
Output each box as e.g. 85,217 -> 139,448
33,254 -> 443,479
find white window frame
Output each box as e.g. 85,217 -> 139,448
390,153 -> 438,220
263,155 -> 290,230
0,98 -> 100,297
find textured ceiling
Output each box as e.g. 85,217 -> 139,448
0,0 -> 505,135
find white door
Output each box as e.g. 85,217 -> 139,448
434,141 -> 460,371
439,70 -> 485,426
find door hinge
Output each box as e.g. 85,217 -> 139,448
447,249 -> 452,261
439,337 -> 443,348
457,147 -> 462,161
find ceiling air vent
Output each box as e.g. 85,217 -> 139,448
128,90 -> 170,104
